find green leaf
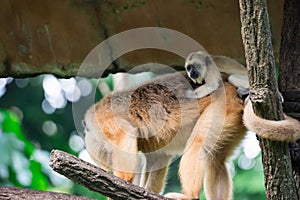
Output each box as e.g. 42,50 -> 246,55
0,110 -> 49,190
29,160 -> 49,190
0,110 -> 35,156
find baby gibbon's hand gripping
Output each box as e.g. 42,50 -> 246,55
243,100 -> 300,141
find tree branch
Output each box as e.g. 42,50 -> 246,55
0,186 -> 91,200
239,0 -> 298,199
49,150 -> 169,200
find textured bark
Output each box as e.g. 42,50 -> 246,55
239,0 -> 298,199
0,186 -> 91,200
49,150 -> 169,200
279,0 -> 300,197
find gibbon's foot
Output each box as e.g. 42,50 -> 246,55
164,192 -> 199,200
243,100 -> 300,141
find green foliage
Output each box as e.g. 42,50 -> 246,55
164,153 -> 266,200
233,156 -> 266,199
1,110 -> 34,156
72,184 -> 107,200
0,76 -> 110,198
0,110 -> 49,190
29,161 -> 49,190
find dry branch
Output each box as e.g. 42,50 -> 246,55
49,149 -> 169,200
0,186 -> 90,200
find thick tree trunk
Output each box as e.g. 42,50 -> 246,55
239,0 -> 298,199
279,0 -> 300,197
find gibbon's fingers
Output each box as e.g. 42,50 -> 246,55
243,100 -> 300,141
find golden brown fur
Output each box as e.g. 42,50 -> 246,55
84,71 -> 246,200
84,52 -> 300,200
243,100 -> 300,142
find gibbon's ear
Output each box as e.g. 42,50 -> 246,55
205,56 -> 212,67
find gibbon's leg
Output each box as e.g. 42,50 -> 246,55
84,105 -> 113,172
132,152 -> 147,187
84,129 -> 111,172
165,105 -> 214,200
140,153 -> 173,194
204,111 -> 245,200
178,136 -> 206,199
88,150 -> 110,172
111,127 -> 139,182
204,118 -> 245,199
179,105 -> 215,199
204,157 -> 232,200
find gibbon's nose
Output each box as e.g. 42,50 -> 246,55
190,68 -> 200,79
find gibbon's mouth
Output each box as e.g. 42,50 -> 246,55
191,76 -> 206,86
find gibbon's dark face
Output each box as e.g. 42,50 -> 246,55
185,51 -> 211,85
186,63 -> 201,79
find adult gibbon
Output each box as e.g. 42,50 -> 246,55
83,51 -> 300,200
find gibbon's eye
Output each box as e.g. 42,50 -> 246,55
186,64 -> 193,71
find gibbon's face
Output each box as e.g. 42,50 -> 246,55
185,51 -> 211,85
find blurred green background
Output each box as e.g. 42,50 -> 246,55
0,74 -> 266,199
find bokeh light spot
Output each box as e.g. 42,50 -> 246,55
42,120 -> 57,136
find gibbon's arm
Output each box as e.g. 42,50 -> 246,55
243,100 -> 300,141
213,55 -> 249,89
228,74 -> 249,89
212,55 -> 247,75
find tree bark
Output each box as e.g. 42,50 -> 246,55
279,0 -> 300,197
49,150 -> 169,200
0,186 -> 91,200
239,0 -> 298,199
